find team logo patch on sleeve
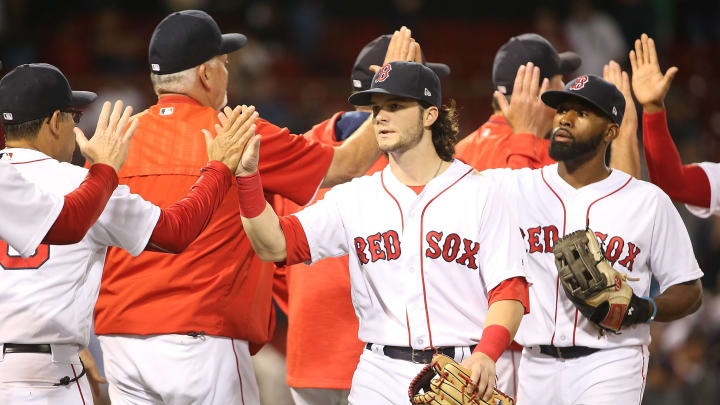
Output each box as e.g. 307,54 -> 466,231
375,64 -> 392,83
570,75 -> 589,90
159,107 -> 174,116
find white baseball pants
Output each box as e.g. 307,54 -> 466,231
495,348 -> 521,400
0,348 -> 92,405
98,334 -> 259,405
516,345 -> 648,405
290,387 -> 350,405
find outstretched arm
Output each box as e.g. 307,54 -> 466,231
146,105 -> 259,253
604,61 -> 642,178
631,33 -> 710,206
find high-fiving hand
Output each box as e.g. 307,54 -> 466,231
369,26 -> 423,73
494,62 -> 555,138
629,33 -> 678,113
75,100 -> 138,173
202,105 -> 259,174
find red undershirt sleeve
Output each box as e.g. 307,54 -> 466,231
643,109 -> 711,207
277,215 -> 311,266
146,161 -> 233,253
488,276 -> 530,314
43,164 -> 118,245
506,133 -> 545,169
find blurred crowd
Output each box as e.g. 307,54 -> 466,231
2,0 -> 719,403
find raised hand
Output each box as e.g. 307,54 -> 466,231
201,105 -> 258,174
369,26 -> 422,73
629,33 -> 678,113
603,60 -> 637,133
495,62 -> 555,138
75,100 -> 138,173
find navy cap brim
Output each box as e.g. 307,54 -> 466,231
558,52 -> 582,74
541,90 -> 618,124
220,33 -> 248,54
349,87 -> 421,106
69,91 -> 97,107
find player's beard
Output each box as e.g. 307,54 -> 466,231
548,127 -> 604,161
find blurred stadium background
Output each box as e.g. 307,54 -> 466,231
2,0 -> 719,403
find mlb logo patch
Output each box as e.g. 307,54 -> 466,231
612,106 -> 618,116
424,88 -> 432,97
353,79 -> 362,89
3,112 -> 13,120
159,107 -> 174,116
151,64 -> 160,72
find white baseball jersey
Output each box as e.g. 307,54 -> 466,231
484,164 -> 703,348
685,161 -> 720,218
0,160 -> 63,257
0,148 -> 160,347
294,159 -> 527,349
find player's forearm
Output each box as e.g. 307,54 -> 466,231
43,164 -> 118,245
484,300 -> 525,338
147,161 -> 233,253
609,123 -> 642,178
653,279 -> 703,322
240,204 -> 287,262
321,115 -> 380,188
643,110 -> 711,206
236,172 -> 288,262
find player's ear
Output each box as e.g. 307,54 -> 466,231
47,110 -> 63,138
604,123 -> 620,143
197,64 -> 211,91
424,105 -> 439,128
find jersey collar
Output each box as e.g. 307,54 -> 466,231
382,159 -> 470,200
542,163 -> 631,196
0,147 -> 53,164
156,94 -> 203,107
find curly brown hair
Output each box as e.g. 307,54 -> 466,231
421,99 -> 459,161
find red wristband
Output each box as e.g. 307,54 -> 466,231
473,324 -> 511,362
236,172 -> 266,218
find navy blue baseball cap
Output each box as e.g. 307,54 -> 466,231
493,33 -> 581,95
0,63 -> 96,124
348,61 -> 441,107
351,34 -> 450,91
149,10 -> 247,75
541,74 -> 625,125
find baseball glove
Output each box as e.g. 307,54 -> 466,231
408,354 -> 514,405
553,228 -> 644,333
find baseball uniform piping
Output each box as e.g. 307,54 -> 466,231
231,339 -> 246,405
585,175 -> 633,227
9,158 -> 51,165
380,171 -> 404,231
541,168 -> 566,346
418,167 -> 473,349
71,364 -> 86,405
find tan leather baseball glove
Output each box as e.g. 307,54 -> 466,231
408,354 -> 514,405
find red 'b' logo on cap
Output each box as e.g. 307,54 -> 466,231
570,75 -> 589,90
375,64 -> 392,83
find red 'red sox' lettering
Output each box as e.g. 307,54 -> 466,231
425,231 -> 480,270
523,226 -> 642,271
354,230 -> 401,264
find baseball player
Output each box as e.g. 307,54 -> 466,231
632,34 -> 718,218
0,63 -> 255,404
272,31 -> 450,405
93,10 -> 381,405
479,73 -> 703,404
236,61 -> 529,404
0,59 -> 140,256
456,33 -> 579,171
